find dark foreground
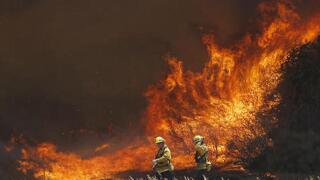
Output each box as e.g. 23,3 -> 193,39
119,169 -> 320,180
1,167 -> 320,180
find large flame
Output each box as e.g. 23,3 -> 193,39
17,1 -> 320,179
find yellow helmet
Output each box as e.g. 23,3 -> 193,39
155,136 -> 165,144
193,135 -> 204,143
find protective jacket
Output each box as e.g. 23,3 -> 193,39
194,142 -> 209,170
154,145 -> 174,173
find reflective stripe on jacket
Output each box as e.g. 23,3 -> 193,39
154,145 -> 174,173
194,142 -> 208,170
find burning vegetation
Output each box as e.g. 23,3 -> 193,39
13,0 -> 320,179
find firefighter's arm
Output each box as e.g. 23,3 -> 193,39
195,144 -> 205,156
155,149 -> 171,163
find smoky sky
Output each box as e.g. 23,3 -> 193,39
0,0 -> 263,142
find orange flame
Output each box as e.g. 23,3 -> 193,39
18,1 -> 320,179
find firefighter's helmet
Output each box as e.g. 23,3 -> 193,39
193,135 -> 204,143
155,136 -> 165,144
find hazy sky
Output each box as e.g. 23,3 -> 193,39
0,0 -> 262,141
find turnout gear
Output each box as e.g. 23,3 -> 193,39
194,142 -> 209,170
194,136 -> 212,171
155,170 -> 174,180
194,139 -> 212,180
153,144 -> 174,173
155,136 -> 165,144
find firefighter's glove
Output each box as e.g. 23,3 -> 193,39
152,159 -> 157,166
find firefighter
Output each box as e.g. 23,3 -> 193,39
152,136 -> 174,180
193,135 -> 212,180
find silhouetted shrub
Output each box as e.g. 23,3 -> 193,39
250,36 -> 320,173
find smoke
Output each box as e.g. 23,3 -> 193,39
1,0 -> 320,178
0,0 -> 263,143
0,0 -> 319,155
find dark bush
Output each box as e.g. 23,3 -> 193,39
250,36 -> 320,173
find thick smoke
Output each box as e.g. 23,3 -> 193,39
0,0 -> 262,143
1,0 -> 320,178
